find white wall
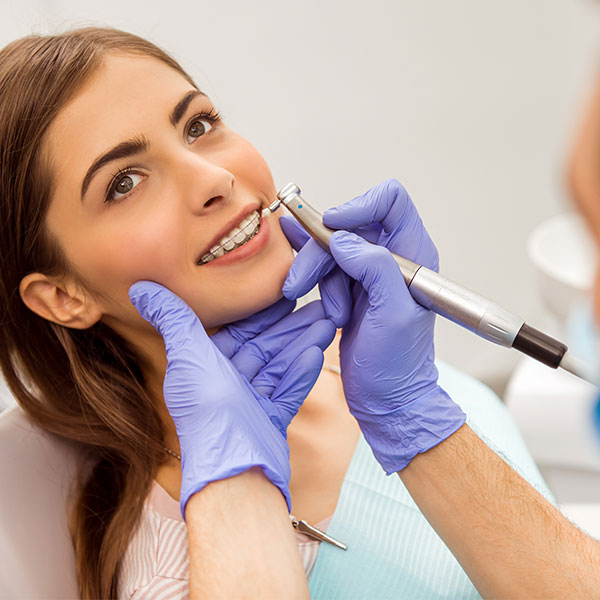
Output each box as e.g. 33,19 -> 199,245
2,0 -> 600,394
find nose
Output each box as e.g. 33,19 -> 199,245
175,152 -> 235,213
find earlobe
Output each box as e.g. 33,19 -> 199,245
19,273 -> 102,329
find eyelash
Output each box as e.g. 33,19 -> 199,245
104,108 -> 225,204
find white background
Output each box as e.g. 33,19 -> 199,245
1,0 -> 600,399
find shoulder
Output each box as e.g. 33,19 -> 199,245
118,481 -> 189,598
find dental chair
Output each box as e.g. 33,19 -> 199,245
0,404 -> 82,599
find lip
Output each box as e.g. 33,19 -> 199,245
200,213 -> 270,266
197,202 -> 261,261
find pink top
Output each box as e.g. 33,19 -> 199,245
118,481 -> 332,599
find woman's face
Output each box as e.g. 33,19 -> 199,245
42,52 -> 295,343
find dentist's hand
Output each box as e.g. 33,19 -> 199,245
129,281 -> 336,517
280,179 -> 466,473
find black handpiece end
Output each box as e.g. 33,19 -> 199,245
511,323 -> 567,368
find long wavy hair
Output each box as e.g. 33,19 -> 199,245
0,27 -> 197,598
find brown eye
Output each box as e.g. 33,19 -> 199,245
186,118 -> 213,143
116,175 -> 134,194
105,171 -> 144,203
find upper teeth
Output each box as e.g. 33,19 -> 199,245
198,211 -> 260,264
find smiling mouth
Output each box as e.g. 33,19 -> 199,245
197,210 -> 261,265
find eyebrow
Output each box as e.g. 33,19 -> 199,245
170,89 -> 205,126
80,89 -> 206,202
80,136 -> 149,201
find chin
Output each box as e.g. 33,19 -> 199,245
201,288 -> 285,337
240,288 -> 286,321
199,219 -> 297,331
219,264 -> 295,331
233,266 -> 291,321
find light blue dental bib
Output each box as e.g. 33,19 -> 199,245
308,361 -> 555,599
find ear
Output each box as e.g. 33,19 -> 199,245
19,272 -> 102,329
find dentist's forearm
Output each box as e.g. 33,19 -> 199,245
186,467 -> 309,599
398,424 -> 600,599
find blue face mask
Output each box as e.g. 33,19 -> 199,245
567,299 -> 600,429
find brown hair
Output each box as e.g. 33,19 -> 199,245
0,27 -> 196,598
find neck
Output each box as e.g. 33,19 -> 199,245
114,323 -> 180,457
146,355 -> 181,457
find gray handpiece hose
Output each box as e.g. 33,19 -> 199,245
275,183 -> 591,382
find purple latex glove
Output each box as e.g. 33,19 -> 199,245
129,281 -> 335,517
281,179 -> 466,473
278,220 -> 353,329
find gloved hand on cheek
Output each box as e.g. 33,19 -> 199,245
130,281 -> 336,517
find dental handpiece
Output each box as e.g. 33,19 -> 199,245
263,182 -> 596,385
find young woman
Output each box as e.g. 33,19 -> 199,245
0,25 -> 553,600
0,27 -> 361,598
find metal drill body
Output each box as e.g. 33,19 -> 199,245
271,182 -> 590,382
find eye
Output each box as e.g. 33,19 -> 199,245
105,171 -> 145,203
186,117 -> 213,143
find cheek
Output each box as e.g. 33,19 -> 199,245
107,223 -> 181,276
61,209 -> 185,304
221,135 -> 277,197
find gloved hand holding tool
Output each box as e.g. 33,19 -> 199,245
280,179 -> 466,473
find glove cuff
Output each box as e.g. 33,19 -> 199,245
360,385 -> 466,475
177,412 -> 292,520
179,455 -> 292,521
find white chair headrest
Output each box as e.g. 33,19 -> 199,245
0,405 -> 82,599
